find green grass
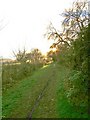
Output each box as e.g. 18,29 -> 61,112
2,63 -> 42,92
2,63 -> 88,118
2,64 -> 59,118
56,64 -> 88,118
32,64 -> 59,118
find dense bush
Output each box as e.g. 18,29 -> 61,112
58,45 -> 70,66
45,0 -> 89,114
64,70 -> 88,107
63,25 -> 89,108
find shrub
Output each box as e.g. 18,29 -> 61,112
64,70 -> 88,108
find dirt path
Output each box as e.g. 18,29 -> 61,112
28,65 -> 58,118
3,64 -> 59,118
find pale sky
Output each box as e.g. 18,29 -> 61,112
0,0 -> 75,59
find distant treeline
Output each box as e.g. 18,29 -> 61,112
2,48 -> 53,92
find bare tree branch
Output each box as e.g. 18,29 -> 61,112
45,0 -> 90,49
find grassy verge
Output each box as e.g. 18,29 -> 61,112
56,64 -> 88,118
2,63 -> 43,92
2,63 -> 88,118
2,64 -> 58,118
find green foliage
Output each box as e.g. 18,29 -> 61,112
2,64 -> 59,118
64,70 -> 88,107
2,0 -> 89,118
13,48 -> 45,65
55,44 -> 70,67
46,23 -> 89,111
13,48 -> 27,63
46,1 -> 89,111
2,62 -> 43,92
63,25 -> 89,108
2,48 -> 46,92
69,26 -> 89,71
56,64 -> 88,118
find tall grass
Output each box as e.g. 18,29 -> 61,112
2,62 -> 43,92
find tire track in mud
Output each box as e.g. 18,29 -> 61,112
28,66 -> 56,119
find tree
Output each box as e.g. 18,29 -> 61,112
62,0 -> 89,42
13,48 -> 45,66
45,0 -> 90,107
25,48 -> 45,65
45,22 -> 70,48
45,0 -> 90,48
13,48 -> 27,63
64,25 -> 89,107
70,24 -> 90,72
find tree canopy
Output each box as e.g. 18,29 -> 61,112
45,0 -> 89,108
